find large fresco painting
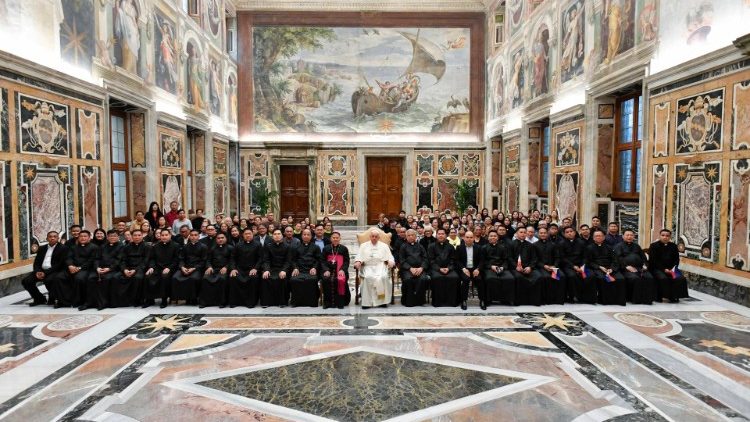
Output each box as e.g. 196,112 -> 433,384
112,0 -> 143,76
600,0 -> 636,65
560,0 -> 584,84
154,12 -> 179,95
60,0 -> 95,69
252,26 -> 471,133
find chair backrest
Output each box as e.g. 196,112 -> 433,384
357,227 -> 392,246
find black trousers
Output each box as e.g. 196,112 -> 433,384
561,267 -> 597,304
400,271 -> 428,307
429,270 -> 460,307
483,269 -> 516,305
229,272 -> 260,307
172,270 -> 201,302
511,269 -> 544,306
200,271 -> 228,307
623,270 -> 656,304
590,269 -> 627,305
22,270 -> 67,304
85,271 -> 117,309
539,269 -> 567,305
111,269 -> 144,307
458,268 -> 480,303
145,271 -> 172,302
652,270 -> 687,301
289,273 -> 320,307
260,272 -> 289,307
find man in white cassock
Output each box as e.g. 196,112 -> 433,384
354,229 -> 394,308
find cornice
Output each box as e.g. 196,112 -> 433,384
235,0 -> 486,12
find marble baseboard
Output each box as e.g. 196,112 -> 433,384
0,275 -> 25,298
685,271 -> 749,308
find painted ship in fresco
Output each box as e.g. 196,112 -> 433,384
351,31 -> 446,117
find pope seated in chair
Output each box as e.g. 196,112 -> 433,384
353,229 -> 394,308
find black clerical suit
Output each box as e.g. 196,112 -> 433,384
455,243 -> 482,305
584,242 -> 626,305
398,242 -> 429,307
427,240 -> 460,307
508,239 -> 543,306
322,243 -> 351,309
113,241 -> 149,307
172,241 -> 207,303
64,242 -> 100,307
88,241 -> 122,309
614,241 -> 655,304
229,240 -> 262,307
419,235 -> 435,251
289,241 -> 322,307
146,240 -> 180,306
481,241 -> 516,306
648,240 -> 688,302
22,243 -> 69,305
261,240 -> 292,307
559,237 -> 595,303
200,243 -> 234,307
534,238 -> 566,305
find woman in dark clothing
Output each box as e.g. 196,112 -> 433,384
145,202 -> 164,229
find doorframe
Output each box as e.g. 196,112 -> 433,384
271,158 -> 316,222
357,149 -> 413,226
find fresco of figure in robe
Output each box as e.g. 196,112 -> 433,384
154,12 -> 178,94
531,25 -> 549,97
186,41 -> 206,110
113,0 -> 141,75
209,59 -> 222,116
601,0 -> 635,64
560,0 -> 584,83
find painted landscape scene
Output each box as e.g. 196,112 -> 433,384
253,26 -> 471,133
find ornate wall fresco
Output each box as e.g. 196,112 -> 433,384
614,201 -> 639,238
241,150 -> 269,216
157,125 -> 187,211
160,133 -> 183,169
554,172 -> 578,222
529,23 -> 550,98
203,0 -> 224,49
161,173 -> 183,212
509,47 -> 525,109
186,38 -> 206,110
154,11 -> 179,95
112,0 -> 144,77
209,56 -> 223,117
130,113 -> 146,168
213,141 -> 229,215
596,124 -> 613,197
60,0 -> 95,69
555,127 -> 580,167
673,162 -> 721,262
652,102 -> 670,157
76,109 -> 100,160
549,118 -> 584,224
505,175 -> 520,213
560,0 -> 585,84
489,58 -> 506,120
78,165 -> 101,233
252,26 -> 471,134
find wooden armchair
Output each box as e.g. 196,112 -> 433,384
354,227 -> 397,305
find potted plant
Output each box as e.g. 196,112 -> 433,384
454,180 -> 477,216
254,182 -> 279,215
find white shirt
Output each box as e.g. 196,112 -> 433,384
42,244 -> 56,270
465,245 -> 474,268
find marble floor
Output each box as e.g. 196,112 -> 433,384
0,289 -> 748,421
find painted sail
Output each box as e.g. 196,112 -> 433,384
399,31 -> 446,83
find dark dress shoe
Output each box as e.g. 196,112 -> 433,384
159,301 -> 168,309
78,305 -> 89,311
461,301 -> 467,310
219,304 -> 227,309
480,301 -> 487,310
28,299 -> 46,307
198,304 -> 206,309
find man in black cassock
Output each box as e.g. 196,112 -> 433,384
614,229 -> 655,304
23,231 -> 69,307
559,226 -> 595,303
145,229 -> 180,308
534,227 -> 566,305
113,229 -> 149,307
229,228 -> 262,308
200,232 -> 233,308
289,228 -> 321,307
398,229 -> 429,307
427,228 -> 460,307
172,230 -> 207,305
648,229 -> 688,302
64,230 -> 99,310
508,227 -> 543,306
322,231 -> 351,309
261,228 -> 292,307
455,230 -> 482,310
87,230 -> 122,310
481,230 -> 516,308
585,229 -> 627,305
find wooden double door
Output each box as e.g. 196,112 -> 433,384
366,157 -> 403,224
279,165 -> 309,221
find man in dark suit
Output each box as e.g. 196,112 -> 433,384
22,231 -> 69,306
648,229 -> 688,302
455,230 -> 482,310
65,230 -> 100,309
254,223 -> 272,248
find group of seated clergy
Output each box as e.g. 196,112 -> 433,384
357,225 -> 688,310
22,227 -> 352,310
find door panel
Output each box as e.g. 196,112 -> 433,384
366,157 -> 403,224
279,165 -> 309,221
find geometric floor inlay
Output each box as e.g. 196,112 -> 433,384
197,350 -> 523,422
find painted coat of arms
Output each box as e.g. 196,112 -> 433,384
18,95 -> 69,156
676,89 -> 723,154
